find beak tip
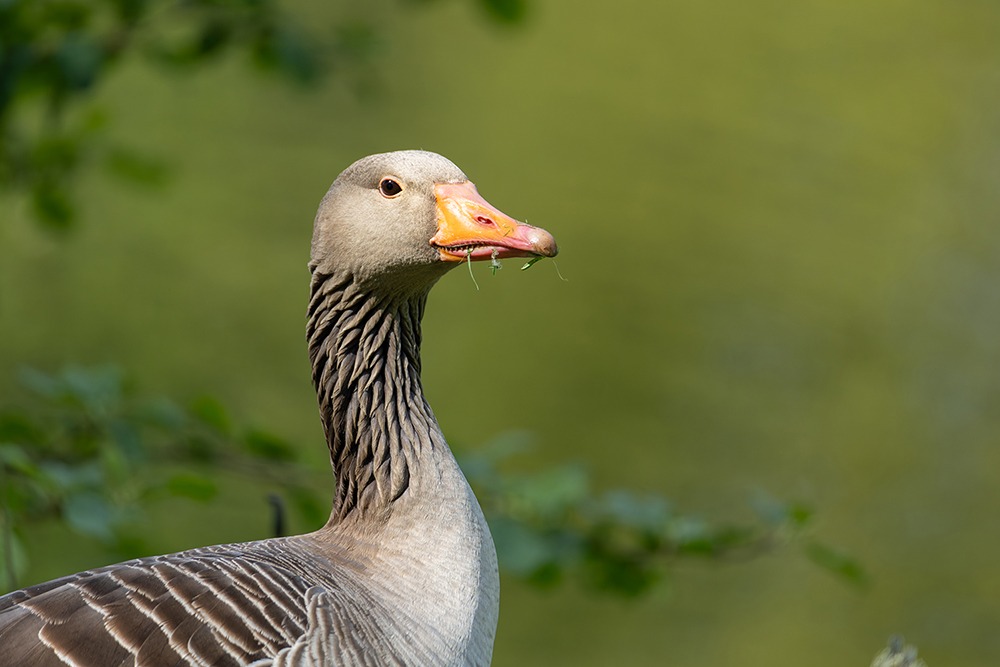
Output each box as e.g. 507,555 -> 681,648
530,230 -> 559,258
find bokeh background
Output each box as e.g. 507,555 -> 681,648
3,0 -> 1000,665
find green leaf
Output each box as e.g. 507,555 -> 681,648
0,530 -> 29,593
40,460 -> 103,492
195,19 -> 233,57
140,397 -> 187,430
63,491 -> 114,541
252,23 -> 320,84
0,444 -> 36,476
505,465 -> 588,518
490,516 -> 557,575
31,180 -> 75,231
190,395 -> 231,434
108,419 -> 144,464
478,0 -> 528,23
804,540 -> 869,588
595,490 -> 672,531
57,32 -> 104,91
62,365 -> 124,413
582,544 -> 662,597
18,368 -> 61,399
0,413 -> 43,444
21,366 -> 124,412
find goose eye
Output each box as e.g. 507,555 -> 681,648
379,178 -> 403,198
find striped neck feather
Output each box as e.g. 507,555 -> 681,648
306,268 -> 444,523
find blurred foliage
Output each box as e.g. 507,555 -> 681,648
462,431 -> 864,597
0,366 -> 862,596
0,0 -> 315,229
0,0 -> 517,231
0,365 -> 325,591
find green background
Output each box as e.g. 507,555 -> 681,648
3,1 -> 1000,664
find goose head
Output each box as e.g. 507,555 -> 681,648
311,150 -> 557,290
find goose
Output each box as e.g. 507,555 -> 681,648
0,150 -> 558,666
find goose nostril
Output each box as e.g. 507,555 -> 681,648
475,216 -> 495,226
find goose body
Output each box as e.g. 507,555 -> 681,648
0,150 -> 557,666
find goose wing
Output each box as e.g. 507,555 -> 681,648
0,547 -> 317,667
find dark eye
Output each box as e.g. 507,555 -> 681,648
379,178 -> 403,197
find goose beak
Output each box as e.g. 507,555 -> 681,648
431,181 -> 558,262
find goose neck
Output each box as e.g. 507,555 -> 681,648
306,268 -> 444,523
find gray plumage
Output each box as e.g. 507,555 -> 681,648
0,150 -> 557,666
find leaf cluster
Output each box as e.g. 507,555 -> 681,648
0,0 -> 341,230
462,432 -> 867,597
0,0 -> 530,231
0,367 -> 865,599
0,365 -> 324,591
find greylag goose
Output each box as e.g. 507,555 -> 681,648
0,150 -> 558,666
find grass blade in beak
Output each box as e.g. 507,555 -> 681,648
466,249 -> 480,291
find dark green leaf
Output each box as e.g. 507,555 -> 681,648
57,32 -> 104,90
582,546 -> 662,597
252,23 -> 320,84
804,540 -> 869,588
31,182 -> 74,228
0,414 -> 43,444
478,0 -> 528,24
195,19 -> 233,57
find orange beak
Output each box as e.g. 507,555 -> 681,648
430,181 -> 558,262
